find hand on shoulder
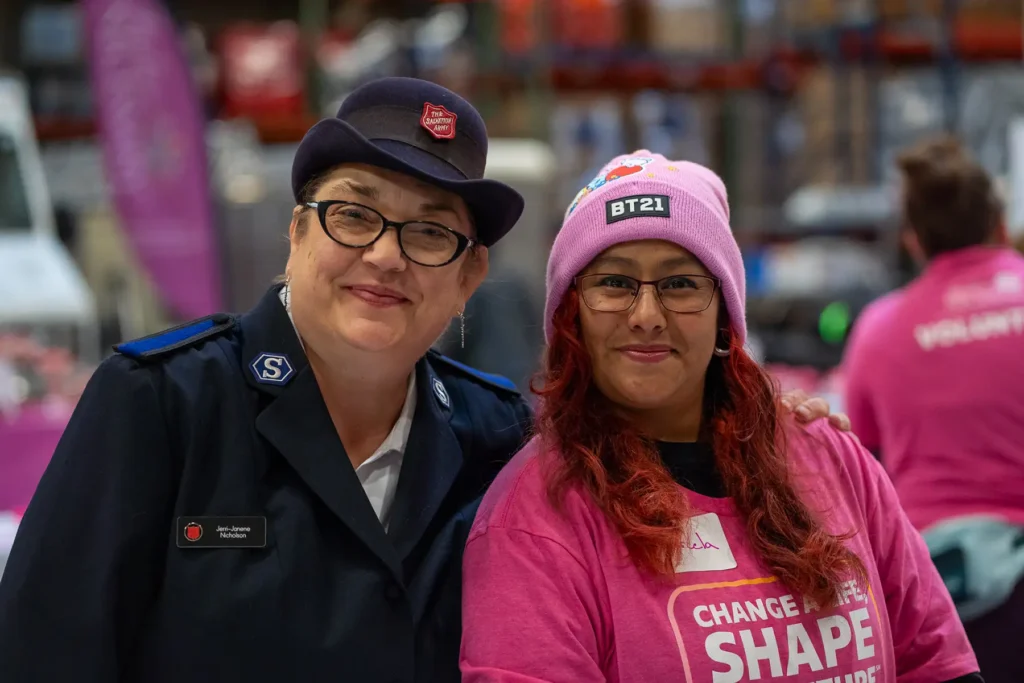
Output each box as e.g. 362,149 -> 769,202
780,388 -> 853,433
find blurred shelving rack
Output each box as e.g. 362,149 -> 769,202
755,0 -> 1022,367
17,0 -> 1024,372
456,0 -> 822,234
789,0 -> 1023,180
450,0 -> 1024,197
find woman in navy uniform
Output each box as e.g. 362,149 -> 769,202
0,77 -> 843,683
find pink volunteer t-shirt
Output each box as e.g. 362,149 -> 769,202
460,420 -> 977,683
843,245 -> 1024,531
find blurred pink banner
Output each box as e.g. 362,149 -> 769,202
0,404 -> 71,512
82,0 -> 222,320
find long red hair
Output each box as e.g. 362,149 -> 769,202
532,291 -> 865,608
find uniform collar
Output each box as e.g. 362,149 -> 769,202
241,284 -> 455,421
421,354 -> 453,421
277,279 -> 423,458
240,284 -> 309,397
241,284 -> 463,579
385,356 -> 462,562
360,371 -> 418,471
278,283 -> 305,352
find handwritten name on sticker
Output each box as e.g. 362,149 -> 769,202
688,533 -> 720,551
675,513 -> 737,573
606,194 -> 670,224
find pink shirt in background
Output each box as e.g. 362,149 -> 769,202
461,420 -> 976,683
842,246 -> 1024,531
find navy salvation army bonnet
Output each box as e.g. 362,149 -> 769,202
291,76 -> 525,247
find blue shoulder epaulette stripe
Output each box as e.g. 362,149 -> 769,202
114,314 -> 234,360
429,352 -> 519,393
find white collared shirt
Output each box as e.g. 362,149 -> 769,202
279,284 -> 415,529
356,373 -> 416,530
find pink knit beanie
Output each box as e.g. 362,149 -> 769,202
544,150 -> 746,344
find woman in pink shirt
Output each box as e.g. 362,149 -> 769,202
842,136 -> 1024,683
460,152 -> 980,683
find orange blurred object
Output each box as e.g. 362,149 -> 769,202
500,0 -> 537,54
552,0 -> 624,50
219,22 -> 306,119
500,0 -> 624,54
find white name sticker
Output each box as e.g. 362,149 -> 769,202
675,512 -> 737,573
605,194 -> 670,223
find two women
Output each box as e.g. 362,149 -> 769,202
0,77 -> 846,681
461,152 -> 981,682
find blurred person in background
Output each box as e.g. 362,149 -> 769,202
842,136 -> 1024,683
0,78 -> 842,682
460,152 -> 981,683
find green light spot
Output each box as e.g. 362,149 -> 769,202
819,301 -> 851,344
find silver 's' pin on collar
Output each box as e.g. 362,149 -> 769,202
250,353 -> 295,386
432,377 -> 450,408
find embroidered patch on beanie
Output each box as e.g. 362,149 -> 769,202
565,156 -> 655,217
605,194 -> 670,224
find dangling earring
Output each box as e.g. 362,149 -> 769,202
283,274 -> 292,312
713,328 -> 730,357
459,310 -> 466,349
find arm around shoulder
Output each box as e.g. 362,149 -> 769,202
0,354 -> 178,682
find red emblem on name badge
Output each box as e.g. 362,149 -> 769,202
420,102 -> 457,140
183,522 -> 203,542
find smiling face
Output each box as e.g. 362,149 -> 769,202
285,163 -> 488,366
577,239 -> 721,436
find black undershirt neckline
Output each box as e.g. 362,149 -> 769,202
655,440 -> 726,498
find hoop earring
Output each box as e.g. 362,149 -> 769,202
459,311 -> 466,349
713,328 -> 730,357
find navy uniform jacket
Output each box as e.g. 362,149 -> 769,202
0,285 -> 532,683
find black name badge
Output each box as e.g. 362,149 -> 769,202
606,194 -> 670,224
176,516 -> 267,549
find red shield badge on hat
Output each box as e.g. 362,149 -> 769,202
183,522 -> 203,542
420,102 -> 457,140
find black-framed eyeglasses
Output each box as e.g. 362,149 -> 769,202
574,273 -> 719,314
304,200 -> 475,267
